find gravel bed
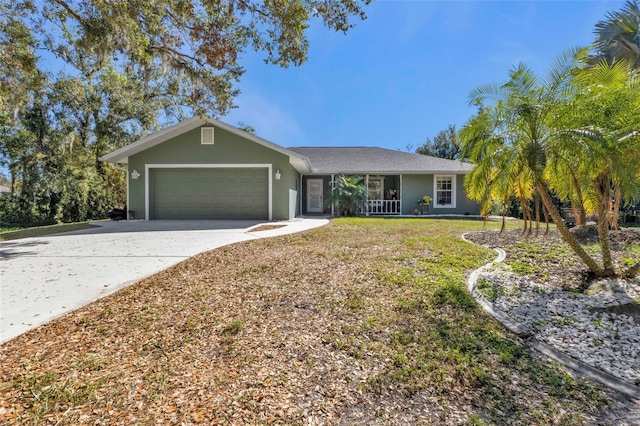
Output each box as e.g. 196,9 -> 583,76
474,265 -> 640,385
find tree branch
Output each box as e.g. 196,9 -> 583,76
50,0 -> 84,23
148,44 -> 207,69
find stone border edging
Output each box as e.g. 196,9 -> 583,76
462,232 -> 640,400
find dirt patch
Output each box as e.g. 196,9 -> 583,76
465,227 -> 640,290
248,224 -> 287,232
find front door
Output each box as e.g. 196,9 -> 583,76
307,179 -> 324,213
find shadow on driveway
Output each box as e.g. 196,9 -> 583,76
50,220 -> 266,236
0,240 -> 50,260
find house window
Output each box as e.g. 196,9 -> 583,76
434,175 -> 456,208
367,176 -> 385,200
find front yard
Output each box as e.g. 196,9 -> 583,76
0,218 -> 628,424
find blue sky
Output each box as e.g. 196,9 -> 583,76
224,0 -> 625,152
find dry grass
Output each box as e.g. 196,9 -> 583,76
0,218 -> 615,424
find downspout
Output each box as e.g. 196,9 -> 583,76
400,174 -> 403,215
331,174 -> 335,216
112,163 -> 130,220
365,175 -> 369,216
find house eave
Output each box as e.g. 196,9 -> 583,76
99,117 -> 205,164
301,169 -> 472,175
99,116 -> 312,173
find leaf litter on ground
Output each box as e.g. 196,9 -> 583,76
0,218 -> 637,425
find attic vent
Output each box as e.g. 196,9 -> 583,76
201,127 -> 214,145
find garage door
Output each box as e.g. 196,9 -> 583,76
149,168 -> 269,220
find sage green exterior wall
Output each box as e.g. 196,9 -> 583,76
401,175 -> 433,214
450,174 -> 480,215
400,174 -> 479,215
297,173 -> 479,216
283,164 -> 300,218
127,125 -> 297,220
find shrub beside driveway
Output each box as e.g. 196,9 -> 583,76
0,218 -> 620,424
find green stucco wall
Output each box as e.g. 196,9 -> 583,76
451,174 -> 480,215
298,173 -> 479,216
127,125 -> 297,220
401,174 -> 479,215
401,175 -> 433,214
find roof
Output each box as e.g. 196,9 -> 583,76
0,184 -> 10,194
287,147 -> 473,174
100,116 -> 312,173
100,117 -> 472,175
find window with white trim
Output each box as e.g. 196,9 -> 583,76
434,175 -> 456,208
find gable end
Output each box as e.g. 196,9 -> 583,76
201,127 -> 214,145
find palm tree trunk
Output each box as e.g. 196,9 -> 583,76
537,182 -> 606,276
521,195 -> 531,236
611,186 -> 622,231
596,205 -> 616,276
595,174 -> 616,275
595,211 -> 615,276
569,169 -> 587,227
542,202 -> 550,235
534,193 -> 541,236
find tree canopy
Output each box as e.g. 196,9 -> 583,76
459,0 -> 640,280
415,124 -> 462,160
2,0 -> 370,118
593,0 -> 640,67
460,48 -> 640,279
0,0 -> 370,227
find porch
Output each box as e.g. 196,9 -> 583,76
301,173 -> 449,217
365,199 -> 402,215
362,175 -> 402,216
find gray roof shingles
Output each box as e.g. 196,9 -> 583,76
287,147 -> 473,174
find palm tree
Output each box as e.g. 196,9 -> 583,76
460,49 -> 606,277
326,175 -> 367,217
593,0 -> 640,68
462,49 -> 640,279
552,60 -> 640,277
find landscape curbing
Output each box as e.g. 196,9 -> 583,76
462,233 -> 640,400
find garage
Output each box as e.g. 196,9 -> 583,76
100,117 -> 308,221
149,167 -> 269,220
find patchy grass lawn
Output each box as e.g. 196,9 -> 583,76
0,218 -> 612,424
0,222 -> 99,241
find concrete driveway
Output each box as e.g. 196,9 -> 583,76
0,218 -> 328,344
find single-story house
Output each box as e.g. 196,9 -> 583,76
100,117 -> 479,220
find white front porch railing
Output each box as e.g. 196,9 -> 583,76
366,199 -> 401,215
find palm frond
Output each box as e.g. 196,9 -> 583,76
594,1 -> 640,65
505,63 -> 538,97
467,82 -> 505,106
543,46 -> 588,92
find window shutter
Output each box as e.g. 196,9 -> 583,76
201,127 -> 214,145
